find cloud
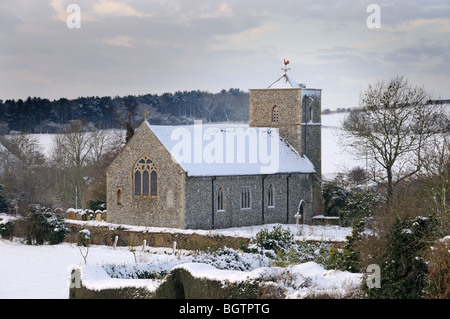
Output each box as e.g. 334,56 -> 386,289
102,35 -> 138,47
93,0 -> 153,18
2,0 -> 449,107
195,2 -> 234,19
209,23 -> 275,51
49,0 -> 67,22
346,35 -> 399,50
386,18 -> 450,33
50,0 -> 153,22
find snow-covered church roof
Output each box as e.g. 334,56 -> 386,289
145,122 -> 315,177
267,73 -> 305,89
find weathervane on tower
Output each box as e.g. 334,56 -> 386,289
282,59 -> 290,74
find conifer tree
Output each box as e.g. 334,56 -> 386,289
366,216 -> 437,298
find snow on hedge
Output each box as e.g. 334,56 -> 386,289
73,260 -> 363,299
176,261 -> 362,299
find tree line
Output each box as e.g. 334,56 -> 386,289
0,88 -> 250,134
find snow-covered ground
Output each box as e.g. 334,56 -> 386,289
321,112 -> 364,179
0,219 -> 355,299
0,238 -> 361,299
0,240 -> 138,299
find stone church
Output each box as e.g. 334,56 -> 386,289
106,68 -> 323,229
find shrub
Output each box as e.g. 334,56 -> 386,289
426,237 -> 450,299
192,247 -> 253,271
17,205 -> 68,245
242,226 -> 332,267
86,200 -> 105,212
322,182 -> 349,217
77,228 -> 91,247
47,214 -> 69,244
273,242 -> 332,267
0,221 -> 14,239
0,185 -> 9,213
365,216 -> 438,299
103,264 -> 169,280
326,219 -> 365,272
248,225 -> 296,257
339,191 -> 379,227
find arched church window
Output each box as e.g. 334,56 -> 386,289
117,188 -> 123,206
268,184 -> 274,207
217,186 -> 224,211
272,106 -> 279,123
241,188 -> 251,209
133,156 -> 158,197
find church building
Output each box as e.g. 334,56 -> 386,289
106,66 -> 323,229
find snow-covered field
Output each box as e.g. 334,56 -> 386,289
0,240 -> 138,299
0,220 -> 356,299
321,112 -> 364,178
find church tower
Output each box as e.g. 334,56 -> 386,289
249,62 -> 322,178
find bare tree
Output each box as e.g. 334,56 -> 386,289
199,95 -> 218,123
342,76 -> 448,203
84,128 -> 123,210
52,120 -> 93,208
0,133 -> 47,207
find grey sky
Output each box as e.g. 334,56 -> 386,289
1,0 -> 449,110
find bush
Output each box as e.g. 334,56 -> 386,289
0,221 -> 14,239
365,216 -> 438,299
16,205 -> 69,245
192,247 -> 253,271
77,229 -> 91,247
273,241 -> 332,267
241,226 -> 332,267
322,182 -> 349,217
339,191 -> 379,227
103,264 -> 168,280
326,219 -> 365,272
86,200 -> 105,212
248,225 -> 296,257
426,237 -> 450,299
47,214 -> 69,244
0,185 -> 9,213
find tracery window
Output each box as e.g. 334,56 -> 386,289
133,156 -> 158,197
